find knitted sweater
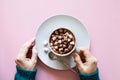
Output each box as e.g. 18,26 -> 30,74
15,66 -> 100,80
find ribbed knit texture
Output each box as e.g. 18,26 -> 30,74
15,66 -> 37,80
78,68 -> 100,80
15,66 -> 100,80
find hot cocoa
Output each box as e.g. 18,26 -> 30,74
49,28 -> 76,55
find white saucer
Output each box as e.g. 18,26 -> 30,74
36,15 -> 90,70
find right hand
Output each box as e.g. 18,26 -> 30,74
72,48 -> 98,74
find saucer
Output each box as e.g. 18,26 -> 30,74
36,15 -> 90,70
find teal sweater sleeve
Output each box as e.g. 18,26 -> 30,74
15,66 -> 99,80
78,68 -> 100,80
15,66 -> 37,80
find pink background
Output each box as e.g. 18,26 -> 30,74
0,0 -> 120,80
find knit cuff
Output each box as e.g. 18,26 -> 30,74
78,68 -> 100,80
15,66 -> 37,80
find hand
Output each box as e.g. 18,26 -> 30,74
15,38 -> 38,70
72,48 -> 97,74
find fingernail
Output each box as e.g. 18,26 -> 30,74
76,48 -> 80,53
32,41 -> 35,46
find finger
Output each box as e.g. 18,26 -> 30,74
79,48 -> 91,58
20,38 -> 35,57
15,59 -> 23,68
72,52 -> 83,66
31,46 -> 38,62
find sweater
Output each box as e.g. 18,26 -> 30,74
15,66 -> 100,80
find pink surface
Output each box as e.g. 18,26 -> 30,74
0,0 -> 120,80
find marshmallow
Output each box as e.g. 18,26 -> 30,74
55,31 -> 59,34
50,43 -> 53,46
59,44 -> 63,47
68,45 -> 73,50
64,29 -> 67,33
65,32 -> 69,36
44,47 -> 49,53
58,36 -> 62,39
64,48 -> 69,53
52,36 -> 56,41
43,40 -> 48,46
59,48 -> 63,51
63,44 -> 67,48
68,34 -> 73,39
54,46 -> 58,49
70,41 -> 75,45
54,41 -> 58,45
58,40 -> 62,43
67,38 -> 71,42
59,29 -> 63,33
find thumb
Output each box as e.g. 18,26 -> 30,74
72,52 -> 83,66
31,46 -> 38,62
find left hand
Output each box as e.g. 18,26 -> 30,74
15,38 -> 38,70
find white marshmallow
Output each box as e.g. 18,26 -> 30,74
54,46 -> 58,49
59,48 -> 63,51
54,41 -> 58,45
44,47 -> 49,53
68,34 -> 73,38
58,36 -> 62,39
43,40 -> 48,46
52,36 -> 56,41
70,41 -> 75,45
58,40 -> 62,43
50,43 -> 53,46
68,38 -> 71,42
